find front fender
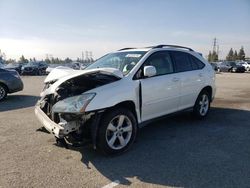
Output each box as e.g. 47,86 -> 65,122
85,78 -> 141,122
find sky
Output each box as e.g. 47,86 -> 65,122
0,0 -> 250,60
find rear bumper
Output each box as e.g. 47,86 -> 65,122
35,105 -> 65,138
8,78 -> 24,93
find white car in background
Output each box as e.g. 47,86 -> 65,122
237,61 -> 250,71
35,45 -> 216,155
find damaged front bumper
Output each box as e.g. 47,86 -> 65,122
35,105 -> 65,138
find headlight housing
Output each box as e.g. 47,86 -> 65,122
52,93 -> 96,113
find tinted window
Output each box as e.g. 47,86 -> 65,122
189,55 -> 205,70
144,51 -> 174,76
171,51 -> 192,72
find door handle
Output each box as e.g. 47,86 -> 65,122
172,77 -> 180,82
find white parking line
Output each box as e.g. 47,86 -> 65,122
102,180 -> 120,188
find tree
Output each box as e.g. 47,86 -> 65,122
233,50 -> 238,61
226,48 -> 234,61
44,58 -> 51,64
238,46 -> 245,60
212,51 -> 218,62
0,49 -> 6,64
5,59 -> 16,64
64,57 -> 72,64
207,50 -> 218,62
76,57 -> 82,63
19,55 -> 29,64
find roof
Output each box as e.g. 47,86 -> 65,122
118,44 -> 194,52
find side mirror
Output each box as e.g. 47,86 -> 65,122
144,66 -> 156,77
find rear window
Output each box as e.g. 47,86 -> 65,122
171,51 -> 192,72
189,55 -> 205,70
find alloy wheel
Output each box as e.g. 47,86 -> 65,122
105,115 -> 133,150
199,94 -> 209,116
0,86 -> 6,100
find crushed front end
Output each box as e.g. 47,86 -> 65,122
35,69 -> 121,145
35,93 -> 93,139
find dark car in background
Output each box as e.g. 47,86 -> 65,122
0,68 -> 23,101
218,61 -> 245,73
4,63 -> 23,74
21,61 -> 48,75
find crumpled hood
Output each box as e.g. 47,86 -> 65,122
41,67 -> 123,97
44,66 -> 76,83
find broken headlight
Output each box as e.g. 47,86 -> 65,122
52,93 -> 96,113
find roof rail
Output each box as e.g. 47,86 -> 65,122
151,44 -> 194,51
118,48 -> 135,51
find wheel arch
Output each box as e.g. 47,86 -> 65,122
110,100 -> 138,123
0,82 -> 9,93
199,86 -> 213,101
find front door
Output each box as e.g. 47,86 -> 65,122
139,51 -> 181,122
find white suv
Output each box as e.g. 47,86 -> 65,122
35,45 -> 216,155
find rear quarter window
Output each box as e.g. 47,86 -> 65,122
189,55 -> 205,70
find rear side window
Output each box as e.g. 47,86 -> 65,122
189,55 -> 205,70
171,51 -> 192,72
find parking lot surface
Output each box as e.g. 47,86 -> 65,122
0,73 -> 250,188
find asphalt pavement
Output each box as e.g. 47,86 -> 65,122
0,73 -> 250,188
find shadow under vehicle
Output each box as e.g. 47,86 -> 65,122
67,107 -> 250,187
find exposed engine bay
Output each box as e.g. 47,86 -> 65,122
36,70 -> 121,145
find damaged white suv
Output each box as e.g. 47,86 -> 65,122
35,45 -> 216,155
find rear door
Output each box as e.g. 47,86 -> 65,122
170,51 -> 205,110
139,51 -> 181,121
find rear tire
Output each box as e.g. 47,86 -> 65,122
0,84 -> 7,101
97,108 -> 137,155
192,90 -> 211,119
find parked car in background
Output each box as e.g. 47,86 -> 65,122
237,61 -> 250,71
0,68 -> 23,101
21,61 -> 48,75
4,63 -> 23,74
218,61 -> 245,73
210,62 -> 220,72
35,44 -> 216,155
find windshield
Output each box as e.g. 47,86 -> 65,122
86,51 -> 147,75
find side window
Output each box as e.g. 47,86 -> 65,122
144,51 -> 174,76
189,55 -> 205,70
171,51 -> 192,72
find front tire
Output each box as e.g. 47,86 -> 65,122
193,90 -> 211,119
0,84 -> 7,101
97,108 -> 137,155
